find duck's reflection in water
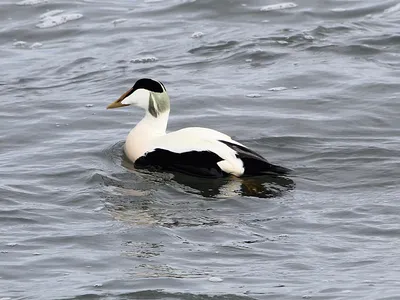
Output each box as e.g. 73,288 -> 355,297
170,171 -> 294,198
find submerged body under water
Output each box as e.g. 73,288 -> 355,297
1,0 -> 400,299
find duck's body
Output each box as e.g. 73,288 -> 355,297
107,78 -> 290,178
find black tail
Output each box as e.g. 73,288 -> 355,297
219,140 -> 291,176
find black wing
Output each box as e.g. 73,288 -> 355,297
219,140 -> 291,176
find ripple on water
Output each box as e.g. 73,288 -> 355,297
16,0 -> 47,5
2,0 -> 400,298
188,40 -> 239,55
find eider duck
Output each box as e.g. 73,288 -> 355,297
107,78 -> 290,178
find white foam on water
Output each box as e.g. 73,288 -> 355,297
30,42 -> 43,49
303,33 -> 314,40
36,13 -> 83,28
39,9 -> 64,19
268,86 -> 287,91
112,19 -> 127,25
191,31 -> 204,38
130,56 -> 158,63
13,41 -> 28,48
277,40 -> 289,45
246,93 -> 262,98
16,0 -> 48,6
208,277 -> 223,282
260,2 -> 297,12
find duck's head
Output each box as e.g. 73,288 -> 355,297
107,78 -> 170,117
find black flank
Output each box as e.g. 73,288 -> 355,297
219,140 -> 291,176
135,148 -> 226,178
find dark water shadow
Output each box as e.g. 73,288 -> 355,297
169,171 -> 295,199
66,290 -> 258,300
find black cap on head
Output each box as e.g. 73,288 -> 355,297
132,78 -> 165,93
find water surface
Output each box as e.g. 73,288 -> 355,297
1,0 -> 400,299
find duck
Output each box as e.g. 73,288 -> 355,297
107,78 -> 290,178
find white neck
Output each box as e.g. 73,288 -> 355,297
124,109 -> 170,162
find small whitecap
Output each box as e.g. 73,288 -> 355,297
112,18 -> 127,25
6,243 -> 17,247
277,40 -> 289,45
36,13 -> 83,29
40,10 -> 64,19
303,33 -> 314,40
16,0 -> 48,6
93,283 -> 103,287
208,276 -> 223,282
30,42 -> 43,49
293,86 -> 298,89
93,206 -> 104,212
245,59 -> 253,62
33,252 -> 41,255
130,56 -> 158,63
241,3 -> 247,6
268,86 -> 287,91
191,31 -> 204,38
261,20 -> 270,23
246,93 -> 261,98
250,47 -> 263,54
260,2 -> 297,12
85,104 -> 94,108
13,41 -> 28,48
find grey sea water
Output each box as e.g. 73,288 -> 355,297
1,0 -> 400,299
